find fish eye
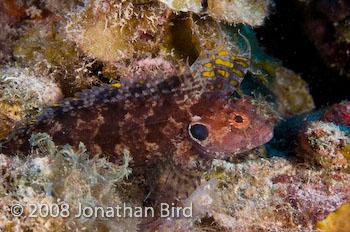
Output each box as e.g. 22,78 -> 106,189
234,115 -> 243,123
189,124 -> 209,141
229,111 -> 250,129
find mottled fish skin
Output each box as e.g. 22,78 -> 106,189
0,32 -> 272,222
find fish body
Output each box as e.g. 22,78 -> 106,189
1,32 -> 273,220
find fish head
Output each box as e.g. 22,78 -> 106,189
187,98 -> 273,159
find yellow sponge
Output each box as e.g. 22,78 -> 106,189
314,203 -> 350,232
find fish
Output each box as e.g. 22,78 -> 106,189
0,31 -> 273,228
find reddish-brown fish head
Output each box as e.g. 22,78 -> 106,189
187,98 -> 273,159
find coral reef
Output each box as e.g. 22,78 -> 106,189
0,66 -> 62,138
62,0 -> 273,81
322,101 -> 350,127
118,57 -> 178,81
225,26 -> 314,118
2,0 -> 275,96
1,132 -> 349,231
156,179 -> 218,231
158,0 -> 273,26
0,0 -> 349,231
13,20 -> 100,96
0,0 -> 27,66
0,133 -> 138,231
299,120 -> 350,170
207,0 -> 272,26
64,0 -> 172,64
269,101 -> 350,170
266,100 -> 350,163
158,0 -> 203,13
202,157 -> 350,231
0,0 -> 64,66
270,66 -> 315,117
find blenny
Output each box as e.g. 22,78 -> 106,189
1,31 -> 273,223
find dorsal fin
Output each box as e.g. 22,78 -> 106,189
189,30 -> 251,98
105,30 -> 251,102
81,30 -> 251,103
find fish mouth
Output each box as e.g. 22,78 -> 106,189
191,129 -> 274,160
191,141 -> 231,160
